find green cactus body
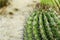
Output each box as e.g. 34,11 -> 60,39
39,10 -> 48,40
24,9 -> 60,40
45,11 -> 60,40
43,12 -> 55,40
49,10 -> 60,31
24,11 -> 36,40
32,10 -> 41,40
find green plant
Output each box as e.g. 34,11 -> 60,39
24,0 -> 60,40
24,9 -> 60,40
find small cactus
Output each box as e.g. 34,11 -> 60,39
24,9 -> 60,40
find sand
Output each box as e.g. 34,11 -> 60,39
0,0 -> 39,40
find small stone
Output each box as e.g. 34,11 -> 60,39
9,12 -> 13,15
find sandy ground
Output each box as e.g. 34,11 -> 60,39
0,0 -> 39,40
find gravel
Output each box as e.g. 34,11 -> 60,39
0,0 -> 39,40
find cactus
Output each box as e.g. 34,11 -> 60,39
24,8 -> 60,40
23,0 -> 60,40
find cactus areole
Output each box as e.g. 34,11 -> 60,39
24,0 -> 60,40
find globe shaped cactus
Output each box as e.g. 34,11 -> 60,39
24,8 -> 60,40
